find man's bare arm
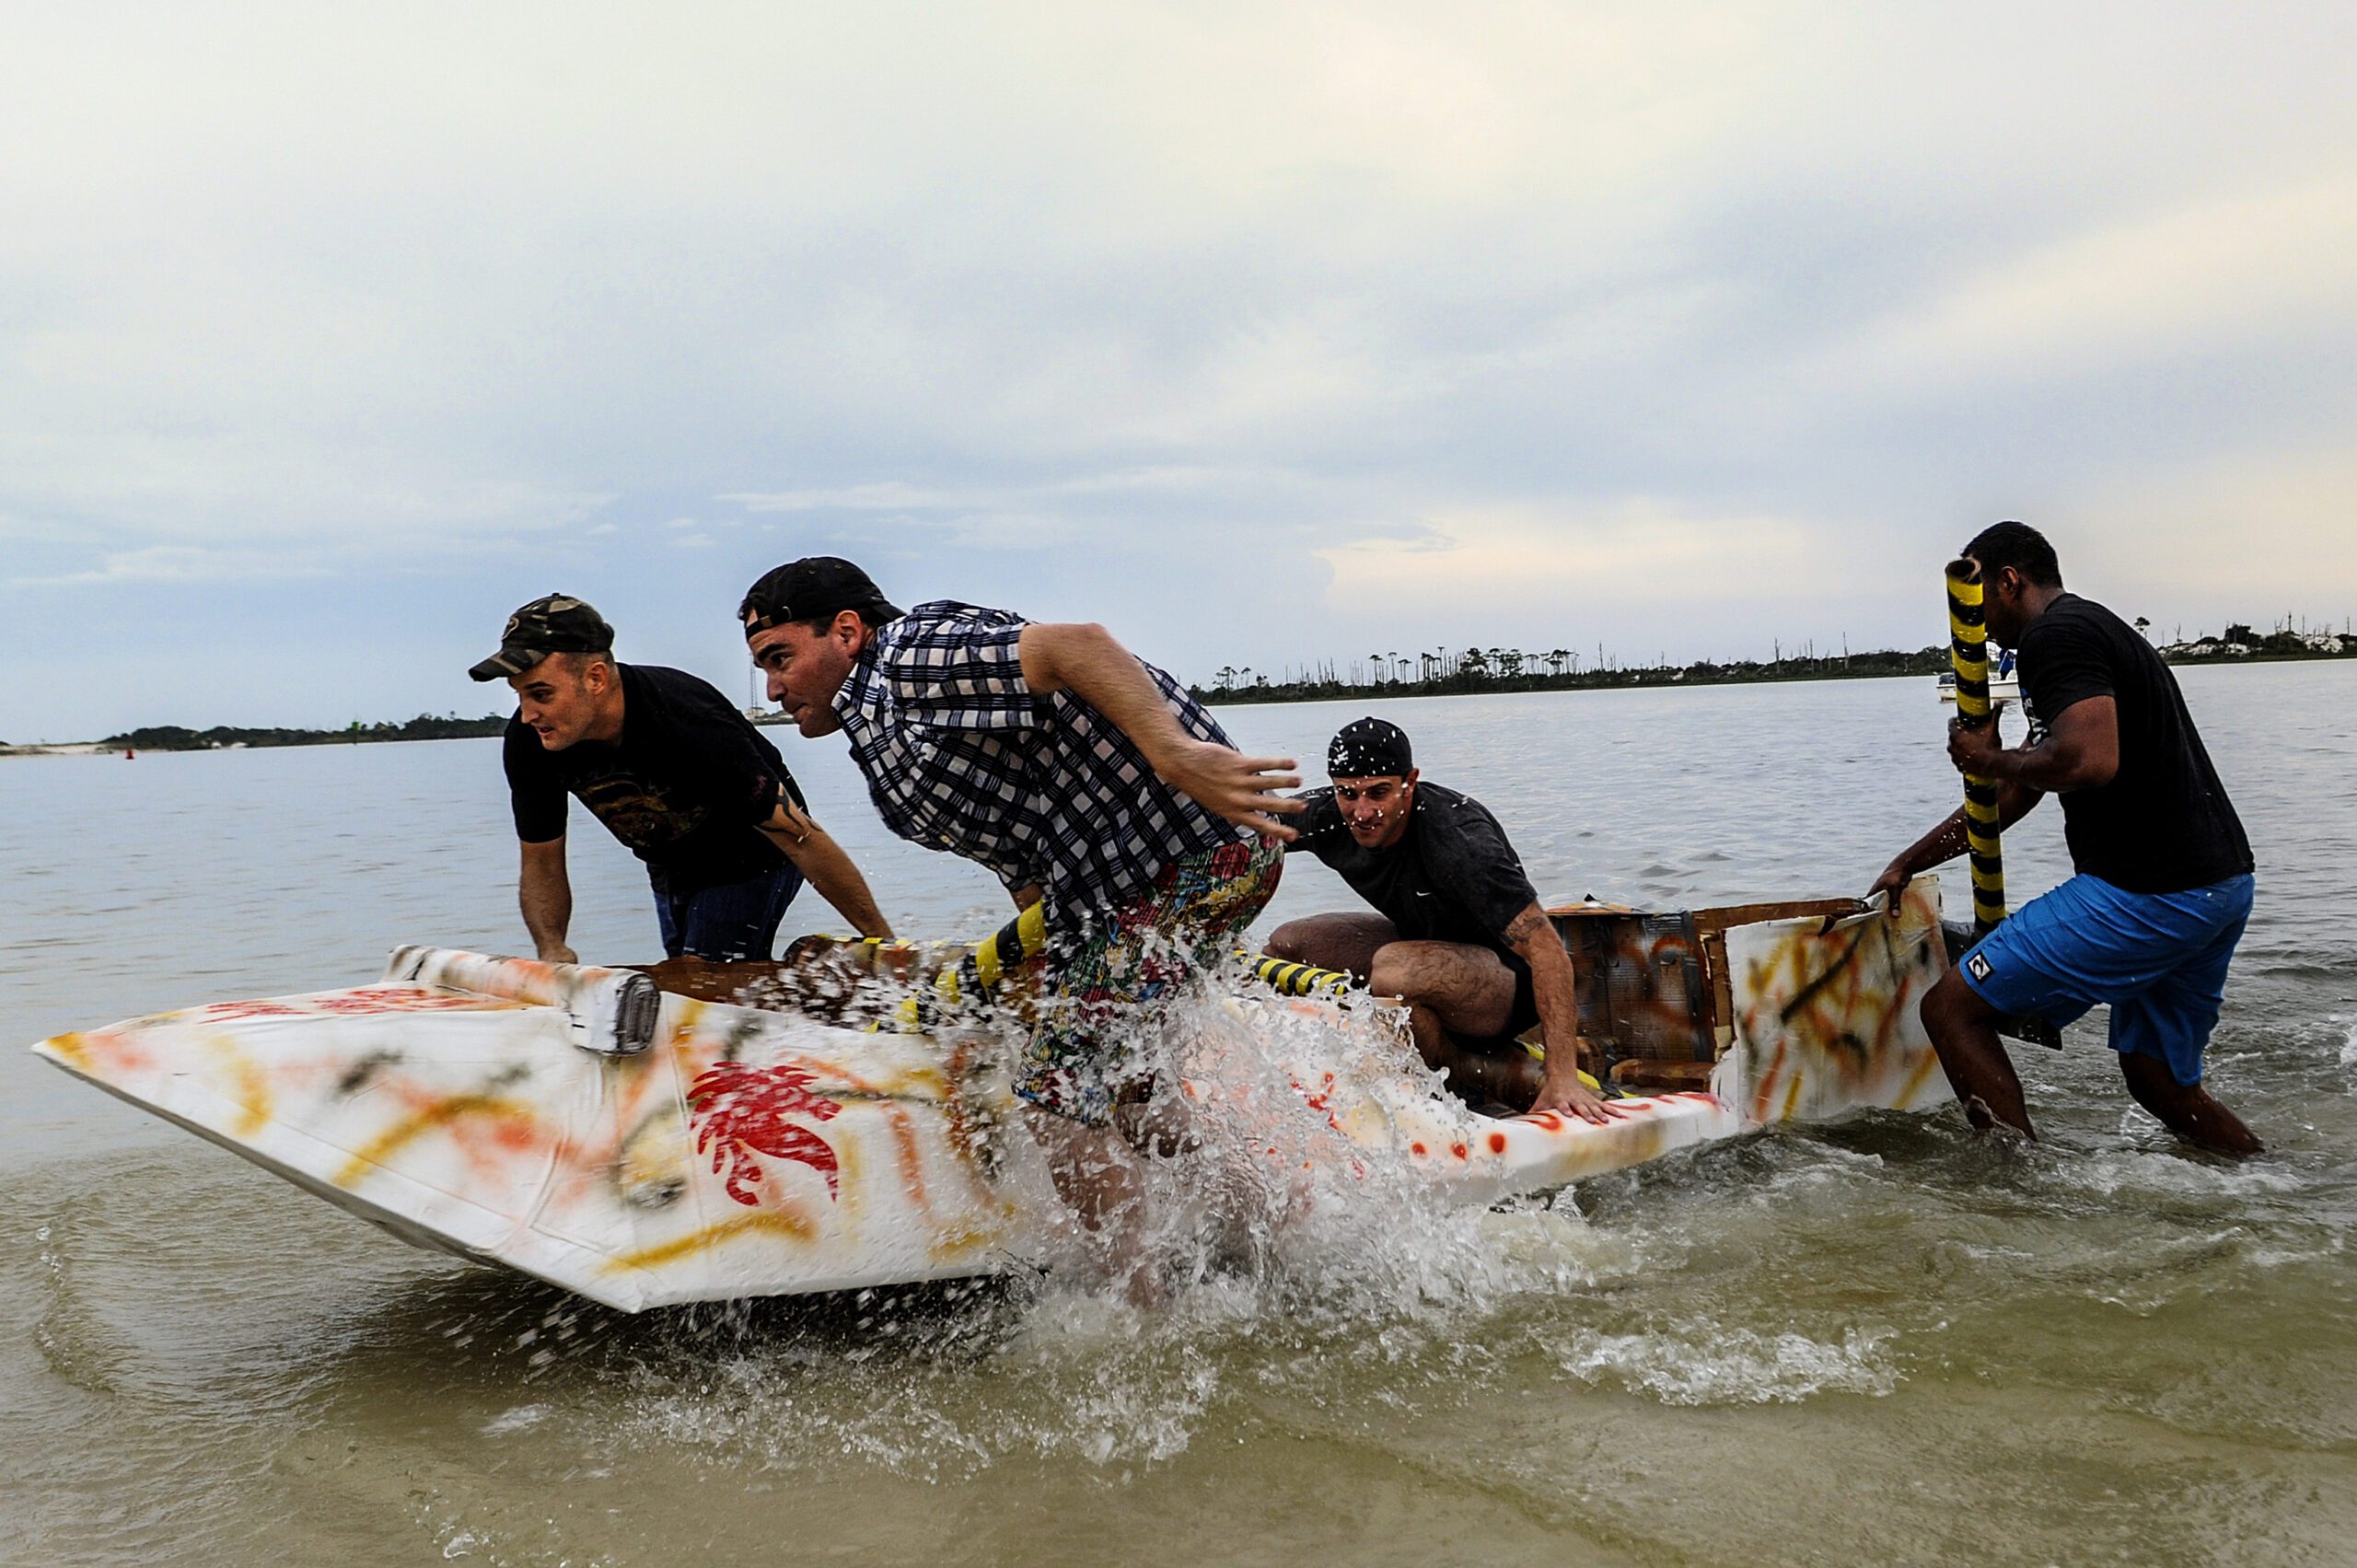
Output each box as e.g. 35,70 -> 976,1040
518,837 -> 577,965
1016,621 -> 1306,838
757,802 -> 893,939
1951,696 -> 2119,794
1868,775 -> 2044,902
1869,699 -> 2053,906
1502,902 -> 1610,1124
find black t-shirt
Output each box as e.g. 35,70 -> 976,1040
503,663 -> 806,893
2015,593 -> 2252,894
1287,782 -> 1540,955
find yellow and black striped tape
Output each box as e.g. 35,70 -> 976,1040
1946,558 -> 2008,935
1240,951 -> 1356,997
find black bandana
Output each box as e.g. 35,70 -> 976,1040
1328,717 -> 1411,778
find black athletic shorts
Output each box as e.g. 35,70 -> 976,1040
1449,951 -> 1541,1052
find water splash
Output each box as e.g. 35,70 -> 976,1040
575,975 -> 1620,1475
1554,1321 -> 1900,1404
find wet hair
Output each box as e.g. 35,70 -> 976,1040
1961,520 -> 2062,588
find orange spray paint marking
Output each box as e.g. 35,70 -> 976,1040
334,1093 -> 540,1187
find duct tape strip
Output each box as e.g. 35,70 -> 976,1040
383,945 -> 660,1055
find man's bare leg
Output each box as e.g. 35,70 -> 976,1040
1395,1002 -> 1543,1104
1023,1107 -> 1158,1306
1367,940 -> 1543,1104
1268,922 -> 1556,1104
1918,968 -> 2035,1137
1263,912 -> 1399,978
2118,1052 -> 2263,1156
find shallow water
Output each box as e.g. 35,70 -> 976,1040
4,663 -> 2353,1565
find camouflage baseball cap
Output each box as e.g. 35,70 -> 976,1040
468,594 -> 616,681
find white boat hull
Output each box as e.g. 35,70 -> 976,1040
30,883 -> 1953,1310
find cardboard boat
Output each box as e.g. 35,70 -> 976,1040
29,881 -> 1953,1311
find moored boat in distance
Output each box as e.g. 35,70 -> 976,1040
30,880 -> 1955,1312
1935,669 -> 2021,703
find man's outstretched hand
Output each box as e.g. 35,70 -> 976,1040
1527,1070 -> 1614,1126
1866,860 -> 1912,909
1158,738 -> 1307,839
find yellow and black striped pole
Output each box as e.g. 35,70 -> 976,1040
1241,951 -> 1357,998
943,898 -> 1051,1008
891,898 -> 1053,1030
1945,557 -> 2008,935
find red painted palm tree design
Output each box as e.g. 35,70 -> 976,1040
686,1061 -> 843,1205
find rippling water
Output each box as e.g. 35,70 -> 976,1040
5,663 -> 2352,1565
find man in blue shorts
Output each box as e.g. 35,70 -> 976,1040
1868,522 -> 2260,1155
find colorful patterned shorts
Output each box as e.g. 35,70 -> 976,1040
1016,835 -> 1285,1126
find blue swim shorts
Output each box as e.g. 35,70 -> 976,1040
1958,872 -> 2254,1086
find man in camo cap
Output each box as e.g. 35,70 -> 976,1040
472,592 -> 890,964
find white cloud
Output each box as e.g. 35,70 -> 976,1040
725,483 -> 964,513
0,2 -> 2352,737
1830,177 -> 2357,387
1318,501 -> 1837,612
11,544 -> 333,587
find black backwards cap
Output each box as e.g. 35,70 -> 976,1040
1328,716 -> 1412,778
739,557 -> 904,637
468,594 -> 615,682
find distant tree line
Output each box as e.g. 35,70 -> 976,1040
1193,620 -> 2356,706
2162,617 -> 2351,661
75,612 -> 2354,746
102,713 -> 510,751
1190,641 -> 1947,704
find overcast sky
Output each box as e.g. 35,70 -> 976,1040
4,2 -> 2352,740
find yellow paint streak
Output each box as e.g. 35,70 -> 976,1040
39,1032 -> 91,1070
606,1208 -> 819,1271
834,1133 -> 867,1222
203,1034 -> 273,1137
663,1002 -> 710,1059
1895,1048 -> 1944,1109
333,1095 -> 537,1187
926,1212 -> 1014,1260
1779,1072 -> 1804,1123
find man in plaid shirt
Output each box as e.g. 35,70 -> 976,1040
738,557 -> 1304,1295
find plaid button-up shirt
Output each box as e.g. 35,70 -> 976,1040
832,600 -> 1248,918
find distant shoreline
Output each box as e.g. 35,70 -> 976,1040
6,636 -> 2348,755
0,714 -> 507,758
1186,637 -> 2355,709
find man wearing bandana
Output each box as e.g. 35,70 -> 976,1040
1266,718 -> 1611,1123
